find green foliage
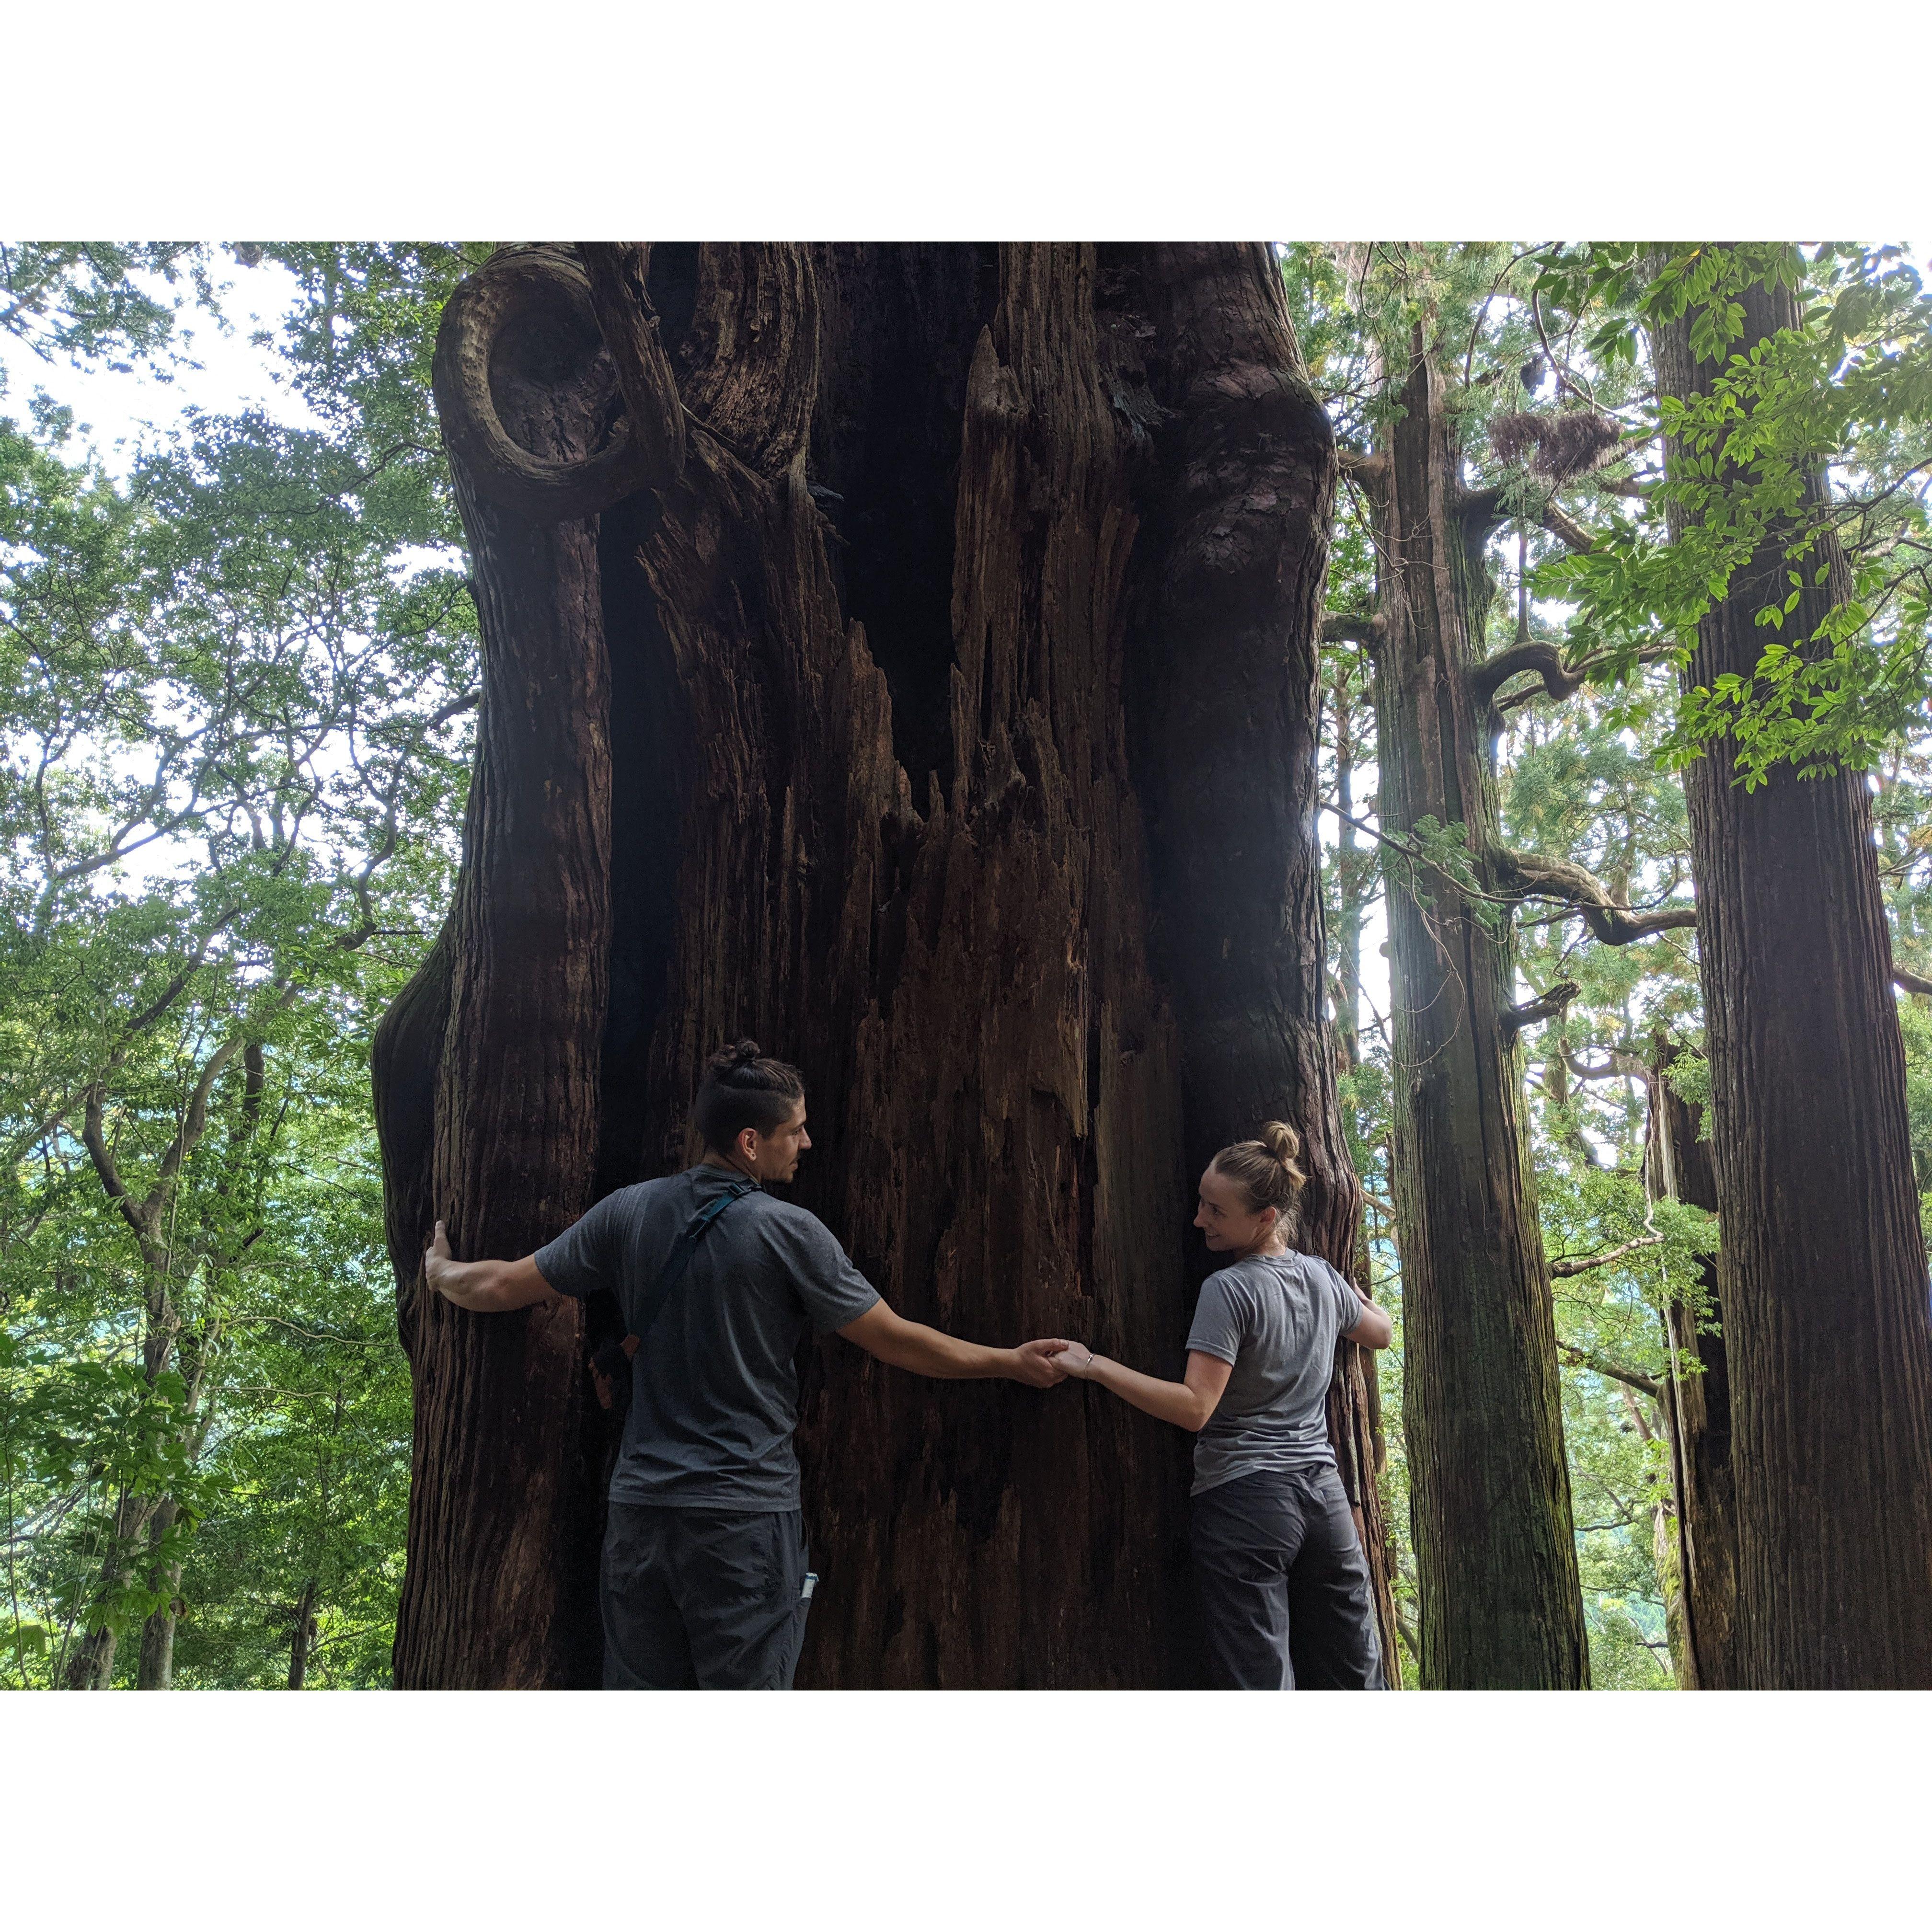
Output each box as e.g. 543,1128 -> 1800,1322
0,243 -> 210,375
1537,243 -> 1932,786
1,243 -> 467,1687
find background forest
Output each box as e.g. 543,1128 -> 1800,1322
4,241 -> 1928,1688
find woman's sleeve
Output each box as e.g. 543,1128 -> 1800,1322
1319,1258 -> 1368,1331
1185,1272 -> 1249,1365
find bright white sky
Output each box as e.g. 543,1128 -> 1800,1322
0,257 -> 324,476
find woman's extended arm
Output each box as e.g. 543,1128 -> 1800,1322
1060,1345 -> 1233,1433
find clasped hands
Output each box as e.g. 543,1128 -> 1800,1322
1008,1337 -> 1098,1388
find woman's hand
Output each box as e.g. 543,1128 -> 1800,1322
1055,1341 -> 1097,1379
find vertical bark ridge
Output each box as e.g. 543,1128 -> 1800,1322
387,249 -> 618,1688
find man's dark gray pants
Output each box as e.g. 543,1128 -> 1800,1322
600,1500 -> 811,1690
1191,1465 -> 1386,1690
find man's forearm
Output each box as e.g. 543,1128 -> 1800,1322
874,1319 -> 1018,1381
428,1256 -> 554,1312
428,1257 -> 510,1310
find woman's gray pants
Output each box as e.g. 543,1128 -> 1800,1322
1191,1465 -> 1386,1690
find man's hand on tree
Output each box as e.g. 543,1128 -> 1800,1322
424,1219 -> 455,1293
420,1225 -> 553,1313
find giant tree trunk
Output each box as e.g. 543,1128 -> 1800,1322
1652,260 -> 1932,1687
374,242 -> 1388,1688
1360,337 -> 1589,1688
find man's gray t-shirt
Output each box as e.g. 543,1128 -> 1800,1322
1184,1251 -> 1366,1496
533,1165 -> 879,1512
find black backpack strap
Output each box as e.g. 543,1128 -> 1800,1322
590,1177 -> 759,1411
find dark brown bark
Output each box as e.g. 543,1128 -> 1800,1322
1652,259 -> 1932,1687
1644,1041 -> 1738,1690
1123,246 -> 1398,1683
1363,335 -> 1589,1688
375,243 -> 1381,1687
381,247 -> 614,1689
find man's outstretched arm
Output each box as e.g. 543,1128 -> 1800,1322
837,1302 -> 1068,1387
422,1220 -> 557,1312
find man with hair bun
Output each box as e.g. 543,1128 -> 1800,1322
1056,1120 -> 1393,1690
422,1039 -> 1069,1690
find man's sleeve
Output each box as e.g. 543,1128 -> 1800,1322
1186,1272 -> 1249,1366
776,1210 -> 881,1334
1320,1258 -> 1369,1334
532,1194 -> 623,1301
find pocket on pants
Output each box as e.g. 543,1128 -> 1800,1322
759,1510 -> 807,1597
753,1516 -> 812,1690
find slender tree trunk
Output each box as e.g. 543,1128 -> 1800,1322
1363,335 -> 1589,1688
1652,259 -> 1932,1687
63,1614 -> 116,1690
135,1496 -> 182,1689
375,242 -> 1380,1687
1332,660 -> 1366,1079
1327,661 -> 1390,1493
63,1626 -> 115,1690
1651,1485 -> 1689,1684
1613,1382 -> 1685,1678
1644,1040 -> 1738,1690
61,1489 -> 153,1689
288,1576 -> 318,1690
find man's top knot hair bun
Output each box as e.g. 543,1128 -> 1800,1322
703,1038 -> 768,1083
693,1040 -> 806,1153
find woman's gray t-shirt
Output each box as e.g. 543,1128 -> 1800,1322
1184,1251 -> 1366,1496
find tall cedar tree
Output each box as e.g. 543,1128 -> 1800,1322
371,243 -> 1396,1689
1336,314 -> 1702,1686
1650,257 -> 1932,1687
1346,335 -> 1587,1687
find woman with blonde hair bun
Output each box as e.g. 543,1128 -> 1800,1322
1057,1120 -> 1392,1689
